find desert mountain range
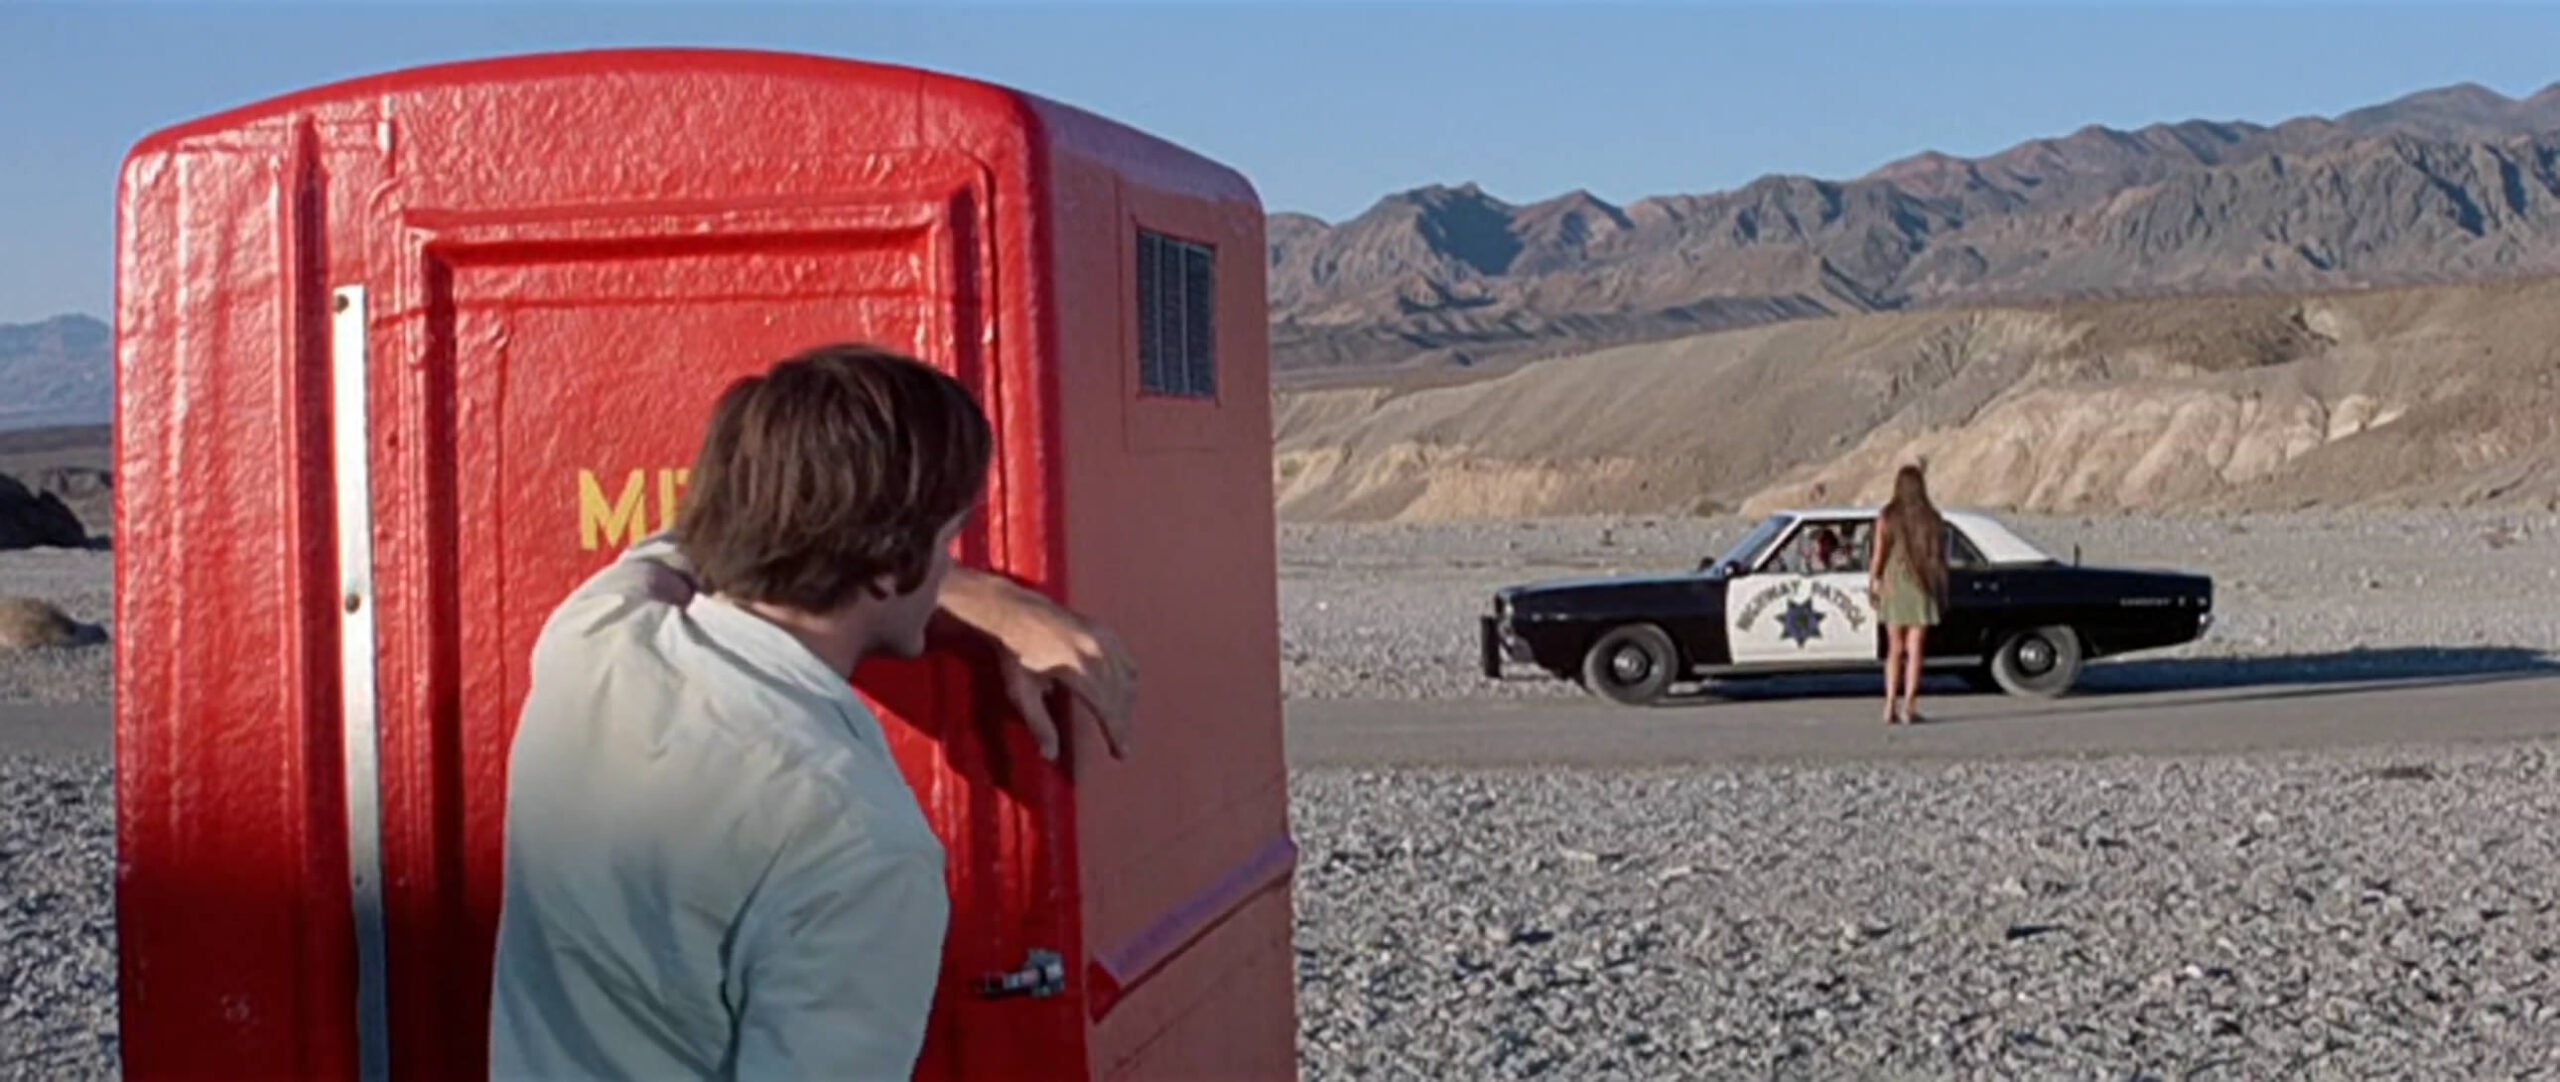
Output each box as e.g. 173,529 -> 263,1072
1269,80 -> 2560,381
11,81 -> 2560,523
0,316 -> 109,433
1268,80 -> 2560,521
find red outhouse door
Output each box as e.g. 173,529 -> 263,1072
346,149 -> 1081,1079
117,49 -> 1297,1082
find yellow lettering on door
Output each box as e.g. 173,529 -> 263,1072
578,469 -> 648,551
577,467 -> 693,550
657,468 -> 690,532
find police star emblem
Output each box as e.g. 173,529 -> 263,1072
1778,598 -> 1826,646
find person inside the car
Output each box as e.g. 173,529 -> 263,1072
1812,527 -> 1846,572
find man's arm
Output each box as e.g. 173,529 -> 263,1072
590,537 -> 1139,762
727,789 -> 948,1079
931,567 -> 1138,762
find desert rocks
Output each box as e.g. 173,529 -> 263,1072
0,474 -> 86,551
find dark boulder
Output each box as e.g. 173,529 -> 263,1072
0,472 -> 89,550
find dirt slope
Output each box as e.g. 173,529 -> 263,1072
1273,276 -> 2560,521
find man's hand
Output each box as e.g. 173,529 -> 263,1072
936,567 -> 1138,763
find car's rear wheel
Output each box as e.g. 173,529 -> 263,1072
1582,624 -> 1679,706
1990,625 -> 2083,698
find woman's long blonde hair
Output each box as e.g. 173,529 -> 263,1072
1880,464 -> 1949,602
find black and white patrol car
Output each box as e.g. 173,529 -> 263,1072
1480,507 -> 2214,705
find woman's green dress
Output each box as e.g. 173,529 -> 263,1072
1877,547 -> 1940,627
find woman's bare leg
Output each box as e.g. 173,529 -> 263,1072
1881,625 -> 1904,723
1900,627 -> 1927,721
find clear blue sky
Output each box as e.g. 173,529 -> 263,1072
6,1 -> 2560,324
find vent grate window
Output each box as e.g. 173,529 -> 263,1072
1138,229 -> 1216,398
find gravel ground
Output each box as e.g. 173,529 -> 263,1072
9,510 -> 2560,1078
24,742 -> 2560,1080
1291,742 -> 2560,1080
0,547 -> 112,706
0,754 -> 116,1081
1281,509 -> 2560,700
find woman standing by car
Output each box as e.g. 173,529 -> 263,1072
1870,464 -> 1951,724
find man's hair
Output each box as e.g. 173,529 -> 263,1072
676,342 -> 992,612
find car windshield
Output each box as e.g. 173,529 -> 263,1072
1706,515 -> 1791,574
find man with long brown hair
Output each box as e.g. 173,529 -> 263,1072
489,343 -> 1136,1079
1869,463 -> 1949,724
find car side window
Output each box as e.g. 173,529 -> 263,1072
1752,529 -> 1800,574
1757,526 -> 1812,574
1762,521 -> 1872,575
1946,529 -> 1985,569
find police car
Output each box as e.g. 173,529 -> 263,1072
1480,508 -> 2214,705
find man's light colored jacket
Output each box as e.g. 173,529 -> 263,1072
488,533 -> 948,1080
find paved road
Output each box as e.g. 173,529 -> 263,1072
18,670 -> 2559,771
1286,671 -> 2560,769
0,700 -> 109,760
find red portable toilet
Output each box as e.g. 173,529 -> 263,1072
112,48 -> 1297,1081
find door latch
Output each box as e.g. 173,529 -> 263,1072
976,948 -> 1066,999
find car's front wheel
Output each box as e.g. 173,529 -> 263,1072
1581,624 -> 1679,706
1990,625 -> 2083,698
